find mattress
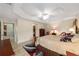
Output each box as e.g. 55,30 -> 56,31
35,35 -> 79,55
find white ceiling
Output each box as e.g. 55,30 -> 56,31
0,3 -> 79,23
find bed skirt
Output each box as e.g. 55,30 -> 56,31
36,45 -> 64,56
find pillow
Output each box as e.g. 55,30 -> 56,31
72,34 -> 79,42
60,35 -> 72,42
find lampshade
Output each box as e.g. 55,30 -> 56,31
69,28 -> 75,33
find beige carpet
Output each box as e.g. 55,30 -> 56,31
10,39 -> 30,56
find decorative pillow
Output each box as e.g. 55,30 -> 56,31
60,33 -> 74,42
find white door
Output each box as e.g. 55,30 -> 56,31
0,20 -> 4,48
6,24 -> 14,40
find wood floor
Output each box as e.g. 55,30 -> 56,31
0,39 -> 14,56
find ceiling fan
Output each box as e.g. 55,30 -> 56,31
29,7 -> 64,21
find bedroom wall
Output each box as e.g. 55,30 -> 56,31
76,17 -> 79,28
0,17 -> 47,44
46,19 -> 75,34
16,18 -> 46,44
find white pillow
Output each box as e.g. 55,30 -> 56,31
72,34 -> 79,42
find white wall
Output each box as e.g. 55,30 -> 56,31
0,17 -> 46,44
16,19 -> 45,43
46,19 -> 75,34
76,17 -> 79,28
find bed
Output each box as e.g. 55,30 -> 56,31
35,35 -> 79,55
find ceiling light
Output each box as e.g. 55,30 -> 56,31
42,14 -> 49,20
38,10 -> 50,20
37,9 -> 58,20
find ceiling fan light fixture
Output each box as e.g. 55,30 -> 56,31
38,11 -> 50,20
42,14 -> 49,20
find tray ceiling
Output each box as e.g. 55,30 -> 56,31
0,3 -> 79,23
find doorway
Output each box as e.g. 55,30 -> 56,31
0,21 -> 1,48
3,23 -> 15,43
7,24 -> 14,40
0,22 -> 15,55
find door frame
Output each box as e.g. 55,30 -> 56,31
3,23 -> 17,43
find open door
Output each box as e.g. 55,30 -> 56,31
0,20 -> 3,49
33,25 -> 36,45
0,21 -> 1,48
